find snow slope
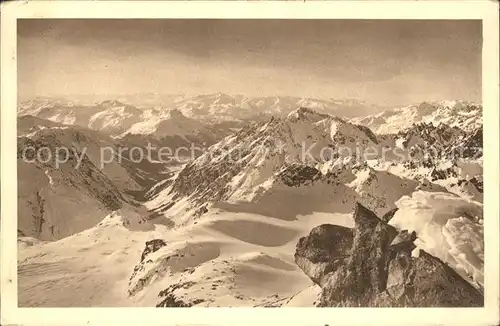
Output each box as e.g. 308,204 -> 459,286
18,206 -> 353,307
18,211 -> 159,307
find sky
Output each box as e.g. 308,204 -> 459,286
18,19 -> 482,106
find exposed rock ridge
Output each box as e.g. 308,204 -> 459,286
294,202 -> 484,307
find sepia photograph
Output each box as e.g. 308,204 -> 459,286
1,1 -> 499,326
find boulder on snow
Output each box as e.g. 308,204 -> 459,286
295,202 -> 483,307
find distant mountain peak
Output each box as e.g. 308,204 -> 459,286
99,99 -> 127,107
287,106 -> 333,122
165,108 -> 185,119
351,100 -> 482,135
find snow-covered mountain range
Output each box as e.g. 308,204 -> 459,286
19,93 -> 385,133
350,100 -> 482,134
17,96 -> 484,308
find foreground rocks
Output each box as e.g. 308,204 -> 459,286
294,224 -> 353,286
128,239 -> 168,296
294,202 -> 483,307
156,282 -> 205,307
140,239 -> 167,262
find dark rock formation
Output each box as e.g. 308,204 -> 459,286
459,126 -> 483,159
278,164 -> 323,187
429,167 -> 458,182
381,208 -> 398,222
378,250 -> 483,307
469,176 -> 483,193
318,203 -> 398,306
192,204 -> 209,219
356,124 -> 379,144
140,239 -> 167,263
391,121 -> 483,163
128,239 -> 168,296
156,281 -> 204,307
294,224 -> 353,286
389,230 -> 416,249
295,202 -> 484,307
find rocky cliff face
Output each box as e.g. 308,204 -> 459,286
128,239 -> 169,296
294,203 -> 483,307
294,224 -> 353,286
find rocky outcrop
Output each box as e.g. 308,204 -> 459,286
128,239 -> 168,296
295,202 -> 484,307
469,176 -> 483,193
377,249 -> 483,307
318,203 -> 399,306
381,208 -> 398,222
450,125 -> 482,160
156,282 -> 205,307
294,224 -> 353,286
278,164 -> 323,187
140,239 -> 167,262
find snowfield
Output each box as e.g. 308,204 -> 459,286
18,208 -> 353,307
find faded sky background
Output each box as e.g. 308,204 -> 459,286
18,19 -> 482,106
